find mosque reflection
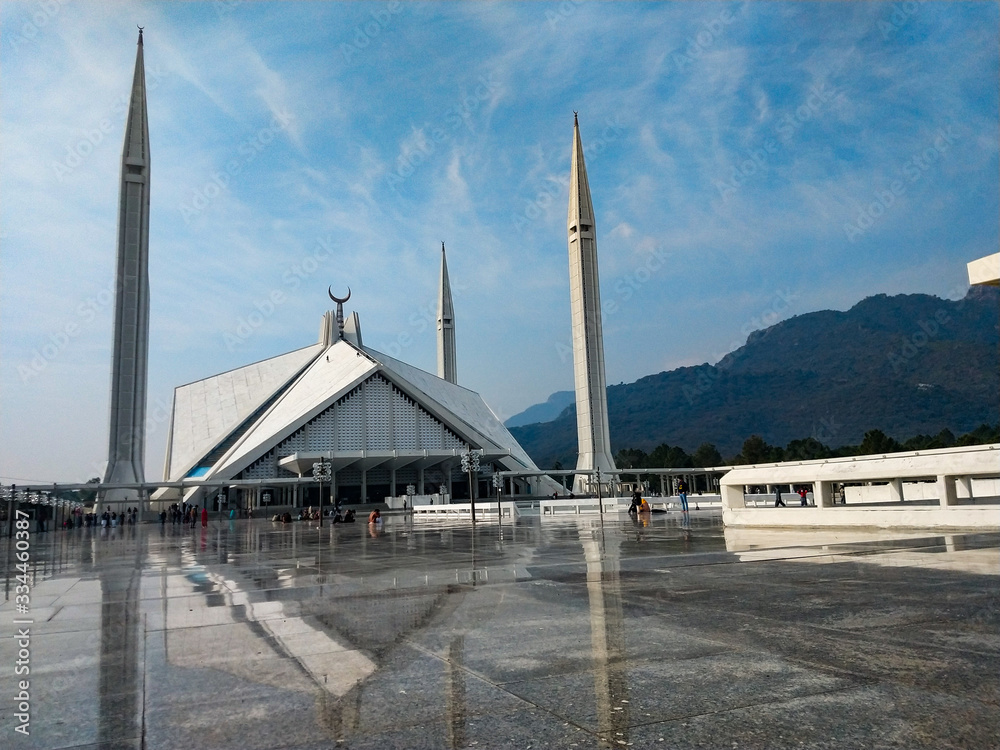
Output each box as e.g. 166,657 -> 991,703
28,515 -> 724,747
147,519 -> 635,746
7,512 -> 994,749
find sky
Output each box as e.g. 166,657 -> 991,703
1,0 -> 997,484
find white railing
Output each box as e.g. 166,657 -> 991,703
412,501 -> 519,518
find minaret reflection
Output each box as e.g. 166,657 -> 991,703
578,520 -> 630,744
98,527 -> 145,746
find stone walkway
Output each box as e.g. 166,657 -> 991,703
1,513 -> 997,749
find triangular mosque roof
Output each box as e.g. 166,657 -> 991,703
212,340 -> 378,477
164,310 -> 550,487
363,345 -> 536,470
165,343 -> 322,480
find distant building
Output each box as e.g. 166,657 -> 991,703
967,252 -> 999,287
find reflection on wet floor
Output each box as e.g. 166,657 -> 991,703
1,514 -> 998,749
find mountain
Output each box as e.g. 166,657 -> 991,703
509,288 -> 1000,467
504,390 -> 574,428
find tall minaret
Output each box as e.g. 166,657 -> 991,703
567,114 -> 616,493
437,242 -> 457,384
104,30 -> 151,507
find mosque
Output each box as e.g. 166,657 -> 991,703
105,32 -> 617,512
158,258 -> 552,510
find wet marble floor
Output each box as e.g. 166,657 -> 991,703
1,512 -> 998,749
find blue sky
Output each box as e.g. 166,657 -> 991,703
2,1 -> 997,483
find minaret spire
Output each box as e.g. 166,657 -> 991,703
104,32 -> 151,508
437,242 -> 457,384
567,115 -> 616,493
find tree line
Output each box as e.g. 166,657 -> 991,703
604,422 -> 1000,470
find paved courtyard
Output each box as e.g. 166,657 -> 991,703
1,511 -> 998,749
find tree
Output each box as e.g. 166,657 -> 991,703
859,429 -> 901,455
737,435 -> 781,465
784,437 -> 831,461
80,477 -> 101,505
901,434 -> 935,451
955,423 -> 1000,446
692,442 -> 723,467
648,443 -> 692,468
615,448 -> 648,469
935,428 -> 956,448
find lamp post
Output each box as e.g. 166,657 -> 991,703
312,460 -> 332,527
492,472 -> 503,531
460,448 -> 481,523
595,468 -> 603,516
5,484 -> 14,540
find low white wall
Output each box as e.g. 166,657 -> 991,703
538,494 -> 724,515
413,501 -> 519,518
845,478 -> 1000,503
724,505 -> 1000,530
385,493 -> 449,509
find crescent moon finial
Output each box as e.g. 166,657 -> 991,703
328,286 -> 351,305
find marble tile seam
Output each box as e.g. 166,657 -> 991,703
633,596 -> 994,662
588,682 -> 867,734
403,639 -> 605,735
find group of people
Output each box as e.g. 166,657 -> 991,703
627,479 -> 692,514
271,508 -> 358,523
99,507 -> 140,528
627,491 -> 652,515
772,485 -> 811,507
161,503 -> 208,525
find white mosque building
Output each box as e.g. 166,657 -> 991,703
158,264 -> 555,510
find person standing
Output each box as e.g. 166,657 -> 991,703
201,505 -> 208,527
798,486 -> 809,506
774,486 -> 786,507
677,479 -> 689,513
628,489 -> 641,514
